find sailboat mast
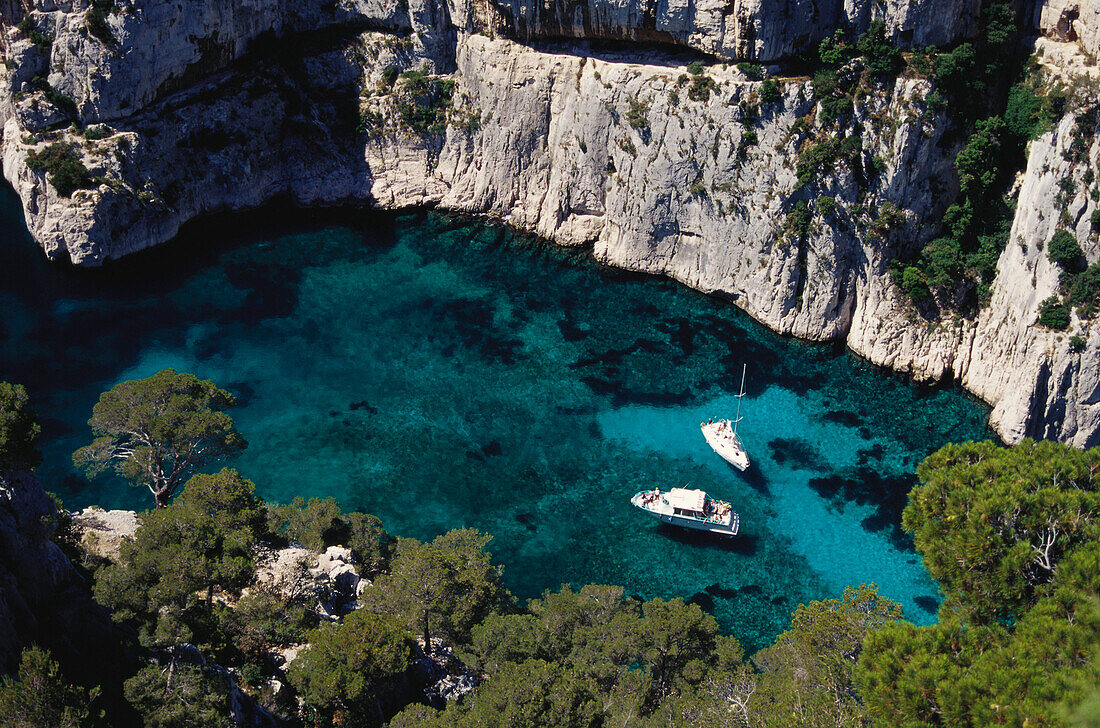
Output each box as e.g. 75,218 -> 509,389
733,363 -> 745,435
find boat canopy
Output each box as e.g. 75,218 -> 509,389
666,488 -> 706,511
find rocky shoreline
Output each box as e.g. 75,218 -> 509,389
1,0 -> 1099,446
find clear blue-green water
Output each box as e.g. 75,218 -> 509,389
0,185 -> 992,652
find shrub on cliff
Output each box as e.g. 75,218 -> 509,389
0,646 -> 99,728
270,496 -> 395,575
0,382 -> 41,471
231,588 -> 319,654
625,99 -> 649,130
952,117 -> 1005,221
758,78 -> 782,104
1038,295 -> 1071,329
124,662 -> 231,728
1068,263 -> 1100,317
818,29 -> 856,66
856,21 -> 900,77
24,144 -> 92,198
896,265 -> 931,301
400,658 -> 600,728
93,469 -> 267,652
920,237 -> 964,294
1004,83 -> 1046,140
687,74 -> 716,102
898,116 -> 1013,309
85,0 -> 117,47
454,584 -> 738,726
784,200 -> 811,240
288,610 -> 413,728
396,71 -> 454,135
1048,229 -> 1085,270
737,62 -> 764,81
363,529 -> 504,653
15,16 -> 52,53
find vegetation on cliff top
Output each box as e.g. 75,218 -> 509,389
24,143 -> 93,198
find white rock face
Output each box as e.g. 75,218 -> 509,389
253,545 -> 319,599
311,545 -> 362,595
964,113 -> 1100,447
10,0 -> 453,124
73,506 -> 139,561
1038,0 -> 1100,58
253,543 -> 365,615
1,0 -> 1099,447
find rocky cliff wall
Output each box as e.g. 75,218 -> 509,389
6,0 -> 455,124
1,0 -> 1099,447
0,468 -> 113,675
465,0 -> 982,61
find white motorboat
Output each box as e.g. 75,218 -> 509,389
630,487 -> 740,536
701,363 -> 749,470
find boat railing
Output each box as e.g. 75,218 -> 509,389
672,508 -> 731,525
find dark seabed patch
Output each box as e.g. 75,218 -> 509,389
688,592 -> 716,612
825,410 -> 865,427
768,438 -> 828,471
808,468 -> 916,549
857,443 -> 885,464
913,595 -> 940,614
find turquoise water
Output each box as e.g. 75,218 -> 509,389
0,186 -> 991,652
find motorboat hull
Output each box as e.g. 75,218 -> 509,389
631,491 -> 739,536
646,509 -> 739,536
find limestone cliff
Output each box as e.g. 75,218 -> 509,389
0,0 -> 1099,447
459,0 -> 982,61
0,468 -> 113,675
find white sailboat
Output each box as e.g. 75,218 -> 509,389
701,364 -> 750,470
630,487 -> 740,536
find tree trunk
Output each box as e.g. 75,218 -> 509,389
154,484 -> 171,509
422,610 -> 431,656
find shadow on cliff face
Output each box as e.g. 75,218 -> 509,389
526,37 -> 714,67
0,470 -> 142,725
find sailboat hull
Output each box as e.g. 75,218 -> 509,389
701,422 -> 749,470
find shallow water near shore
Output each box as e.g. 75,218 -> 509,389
0,186 -> 991,651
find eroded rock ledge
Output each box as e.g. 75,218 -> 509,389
1,0 -> 1100,447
